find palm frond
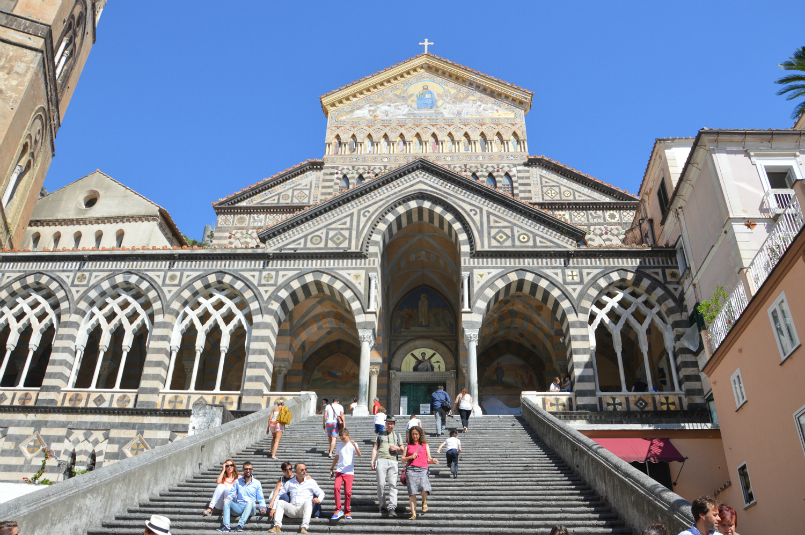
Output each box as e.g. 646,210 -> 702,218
775,46 -> 805,119
775,74 -> 805,85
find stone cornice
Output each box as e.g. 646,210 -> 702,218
29,215 -> 160,226
472,247 -> 677,260
533,201 -> 639,211
214,205 -> 306,214
320,54 -> 534,117
258,158 -> 587,244
0,405 -> 191,417
527,157 -> 637,201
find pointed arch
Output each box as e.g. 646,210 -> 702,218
332,135 -> 342,155
500,173 -> 513,195
429,133 -> 439,153
479,134 -> 488,152
486,173 -> 497,188
447,133 -> 455,152
382,134 -> 390,154
396,134 -> 406,154
463,133 -> 472,152
495,132 -> 505,152
365,134 -> 374,154
339,175 -> 349,193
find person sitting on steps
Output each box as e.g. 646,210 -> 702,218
268,462 -> 320,523
269,463 -> 325,534
204,459 -> 238,516
218,461 -> 266,532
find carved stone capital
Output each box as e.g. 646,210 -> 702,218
461,271 -> 470,280
368,273 -> 378,281
358,329 -> 375,344
463,328 -> 480,345
274,365 -> 289,378
369,365 -> 380,377
461,365 -> 468,377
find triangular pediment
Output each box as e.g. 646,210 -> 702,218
527,157 -> 638,202
320,54 -> 534,118
214,160 -> 324,208
258,159 -> 586,253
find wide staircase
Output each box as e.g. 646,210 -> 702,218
88,415 -> 630,534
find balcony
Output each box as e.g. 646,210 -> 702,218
710,193 -> 804,351
760,188 -> 795,217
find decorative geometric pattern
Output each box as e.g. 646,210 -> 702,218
122,434 -> 150,458
19,432 -> 46,460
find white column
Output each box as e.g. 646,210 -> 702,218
164,348 -> 179,390
89,346 -> 108,389
615,346 -> 627,393
214,348 -> 228,392
368,365 -> 380,409
639,344 -> 654,392
367,273 -> 378,312
461,272 -> 471,312
274,365 -> 288,391
2,164 -> 24,207
354,329 -> 374,416
16,347 -> 36,387
189,348 -> 202,390
67,347 -> 84,388
0,347 -> 13,382
464,329 -> 482,414
113,345 -> 131,390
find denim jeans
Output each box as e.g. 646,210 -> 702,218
446,449 -> 459,476
223,499 -> 254,528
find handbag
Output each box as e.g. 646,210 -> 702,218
400,444 -> 422,485
336,411 -> 345,431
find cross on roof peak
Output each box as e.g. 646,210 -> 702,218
419,38 -> 434,54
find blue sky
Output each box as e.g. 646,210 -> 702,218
46,1 -> 805,240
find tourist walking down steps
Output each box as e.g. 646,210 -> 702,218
371,416 -> 403,517
329,428 -> 362,520
401,425 -> 439,520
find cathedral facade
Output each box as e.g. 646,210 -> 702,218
0,53 -> 702,441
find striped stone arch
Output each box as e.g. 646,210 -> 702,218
580,269 -> 704,410
266,271 -> 367,333
471,269 -> 576,331
137,271 -> 267,410
0,272 -> 70,320
73,271 -> 164,321
362,193 -> 475,260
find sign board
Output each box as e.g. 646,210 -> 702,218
399,396 -> 408,416
419,404 -> 431,415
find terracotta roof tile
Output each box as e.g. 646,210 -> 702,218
319,53 -> 534,99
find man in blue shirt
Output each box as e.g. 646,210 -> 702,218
218,461 -> 266,532
431,385 -> 451,436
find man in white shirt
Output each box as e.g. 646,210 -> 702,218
322,399 -> 340,457
269,463 -> 325,534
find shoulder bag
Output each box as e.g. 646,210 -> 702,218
400,444 -> 422,485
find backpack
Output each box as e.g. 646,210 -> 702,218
277,406 -> 292,425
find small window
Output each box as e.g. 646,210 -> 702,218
348,136 -> 357,154
479,135 -> 488,152
396,135 -> 405,154
52,232 -> 61,249
430,134 -> 438,153
115,230 -> 124,248
339,176 -> 349,193
496,133 -> 504,152
332,136 -> 341,155
657,178 -> 670,216
794,406 -> 805,453
675,237 -> 689,276
414,135 -> 423,153
730,368 -> 747,409
356,174 -> 364,186
500,173 -> 513,195
382,135 -> 390,154
31,232 -> 40,250
764,166 -> 795,189
794,404 -> 805,458
463,134 -> 471,152
768,292 -> 799,360
471,173 -> 479,181
486,174 -> 497,188
73,232 -> 82,249
736,462 -> 755,506
510,135 -> 520,151
447,134 -> 455,152
94,231 -> 102,248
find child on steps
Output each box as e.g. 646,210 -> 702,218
436,429 -> 462,478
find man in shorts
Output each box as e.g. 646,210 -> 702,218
322,398 -> 339,457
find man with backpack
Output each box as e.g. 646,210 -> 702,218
431,385 -> 452,436
370,416 -> 402,517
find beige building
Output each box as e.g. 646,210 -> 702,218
0,0 -> 105,249
21,169 -> 186,250
702,181 -> 805,532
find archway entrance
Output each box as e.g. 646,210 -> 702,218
389,339 -> 456,416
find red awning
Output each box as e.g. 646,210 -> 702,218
593,438 -> 685,463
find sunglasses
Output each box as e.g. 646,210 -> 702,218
282,468 -> 292,472
243,468 -> 253,471
225,464 -> 234,467
298,468 -> 306,472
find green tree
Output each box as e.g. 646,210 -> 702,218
775,46 -> 805,120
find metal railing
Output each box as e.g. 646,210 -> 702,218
711,193 -> 804,351
760,188 -> 794,217
710,282 -> 749,350
747,194 -> 804,293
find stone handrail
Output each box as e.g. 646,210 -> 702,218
520,396 -> 693,534
0,392 -> 317,535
